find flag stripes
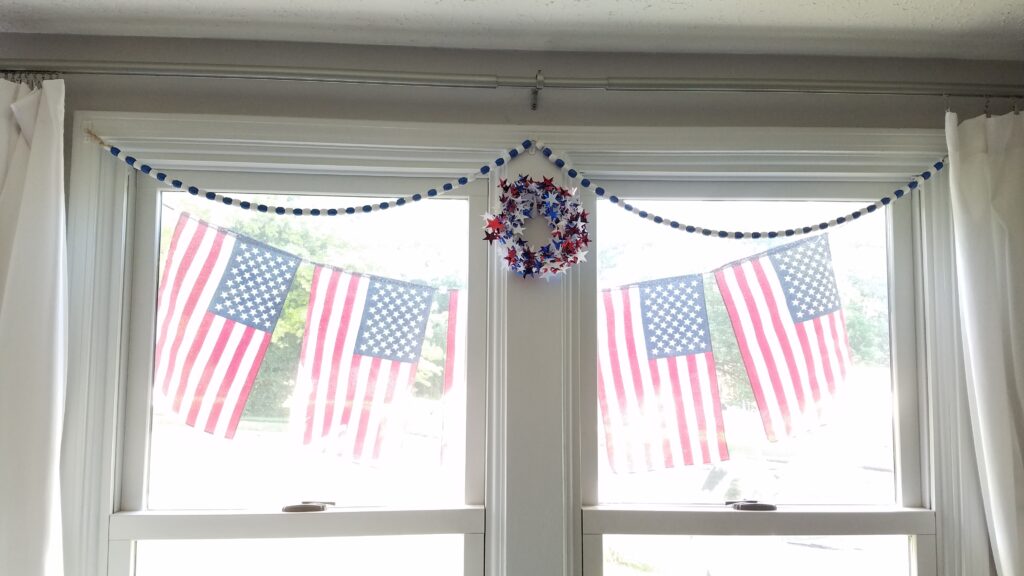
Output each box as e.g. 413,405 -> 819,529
715,235 -> 852,441
153,213 -> 298,438
597,276 -> 729,473
296,265 -> 434,462
441,288 -> 468,464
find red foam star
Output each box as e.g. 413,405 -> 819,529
486,217 -> 504,232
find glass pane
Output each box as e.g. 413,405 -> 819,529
604,535 -> 909,576
148,191 -> 468,509
597,200 -> 895,505
136,535 -> 463,576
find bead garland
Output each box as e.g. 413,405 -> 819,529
95,135 -> 947,239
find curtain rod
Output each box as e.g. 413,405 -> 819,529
2,58 -> 1022,98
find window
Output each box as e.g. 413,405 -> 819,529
581,180 -> 932,575
66,116 -> 943,576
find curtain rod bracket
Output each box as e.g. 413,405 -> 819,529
531,69 -> 544,111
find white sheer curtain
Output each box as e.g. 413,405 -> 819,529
946,110 -> 1024,576
0,78 -> 67,576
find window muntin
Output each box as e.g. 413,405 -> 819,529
146,190 -> 469,509
596,199 -> 895,506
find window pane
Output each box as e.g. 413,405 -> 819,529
603,535 -> 909,576
148,191 -> 468,509
136,535 -> 463,576
597,200 -> 895,505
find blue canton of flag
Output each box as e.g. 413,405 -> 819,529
769,236 -> 842,322
356,278 -> 434,362
640,276 -> 712,359
212,238 -> 301,331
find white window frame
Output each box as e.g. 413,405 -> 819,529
66,112 -> 950,576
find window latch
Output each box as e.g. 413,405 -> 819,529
726,499 -> 777,511
282,501 -> 335,512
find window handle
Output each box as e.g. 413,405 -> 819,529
281,501 -> 335,512
728,500 -> 777,511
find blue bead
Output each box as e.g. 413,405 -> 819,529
293,208 -> 302,215
125,156 -> 137,166
881,197 -> 891,205
156,172 -> 167,181
735,232 -> 744,239
510,149 -> 519,158
443,183 -> 453,191
458,177 -> 468,185
819,222 -> 828,229
653,216 -> 663,223
275,207 -> 285,215
867,205 -> 877,212
141,165 -> 152,174
769,232 -> 778,238
934,162 -> 944,170
595,187 -> 605,196
240,201 -> 251,209
718,231 -> 729,238
637,210 -> 647,217
397,198 -> 406,206
258,204 -> 268,212
345,207 -> 356,214
894,189 -> 904,198
413,194 -> 422,201
171,180 -> 182,188
908,181 -> 918,189
328,209 -> 338,216
205,192 -> 216,200
380,202 -> 389,209
567,169 -> 578,178
555,159 -> 565,168
222,197 -> 232,205
496,158 -> 505,166
188,186 -> 199,195
362,205 -> 372,213
311,208 -> 321,216
543,148 -> 552,157
481,166 -> 490,174
580,179 -> 591,187
428,189 -> 438,196
852,211 -> 861,219
110,147 -> 121,156
922,171 -> 931,180
702,229 -> 712,236
786,229 -> 795,236
522,140 -> 533,149
802,226 -> 812,233
837,217 -> 846,224
609,195 -> 619,203
685,225 -> 695,232
623,203 -> 633,211
752,232 -> 762,239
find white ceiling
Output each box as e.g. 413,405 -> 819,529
1,0 -> 1022,61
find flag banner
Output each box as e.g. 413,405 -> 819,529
154,213 -> 300,438
295,265 -> 436,462
441,288 -> 467,465
598,274 -> 730,473
714,234 -> 852,442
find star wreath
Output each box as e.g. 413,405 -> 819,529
483,175 -> 590,279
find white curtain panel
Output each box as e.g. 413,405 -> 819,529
0,78 -> 67,576
946,110 -> 1024,576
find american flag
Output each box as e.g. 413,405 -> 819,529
153,213 -> 300,438
295,265 -> 435,461
441,288 -> 467,464
714,234 -> 851,442
598,274 -> 730,473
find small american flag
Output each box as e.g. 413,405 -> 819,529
715,234 -> 851,441
441,288 -> 467,464
598,274 -> 730,473
153,213 -> 300,438
295,265 -> 435,461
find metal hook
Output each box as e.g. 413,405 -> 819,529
1014,98 -> 1020,116
530,69 -> 544,111
984,96 -> 991,118
942,94 -> 951,113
